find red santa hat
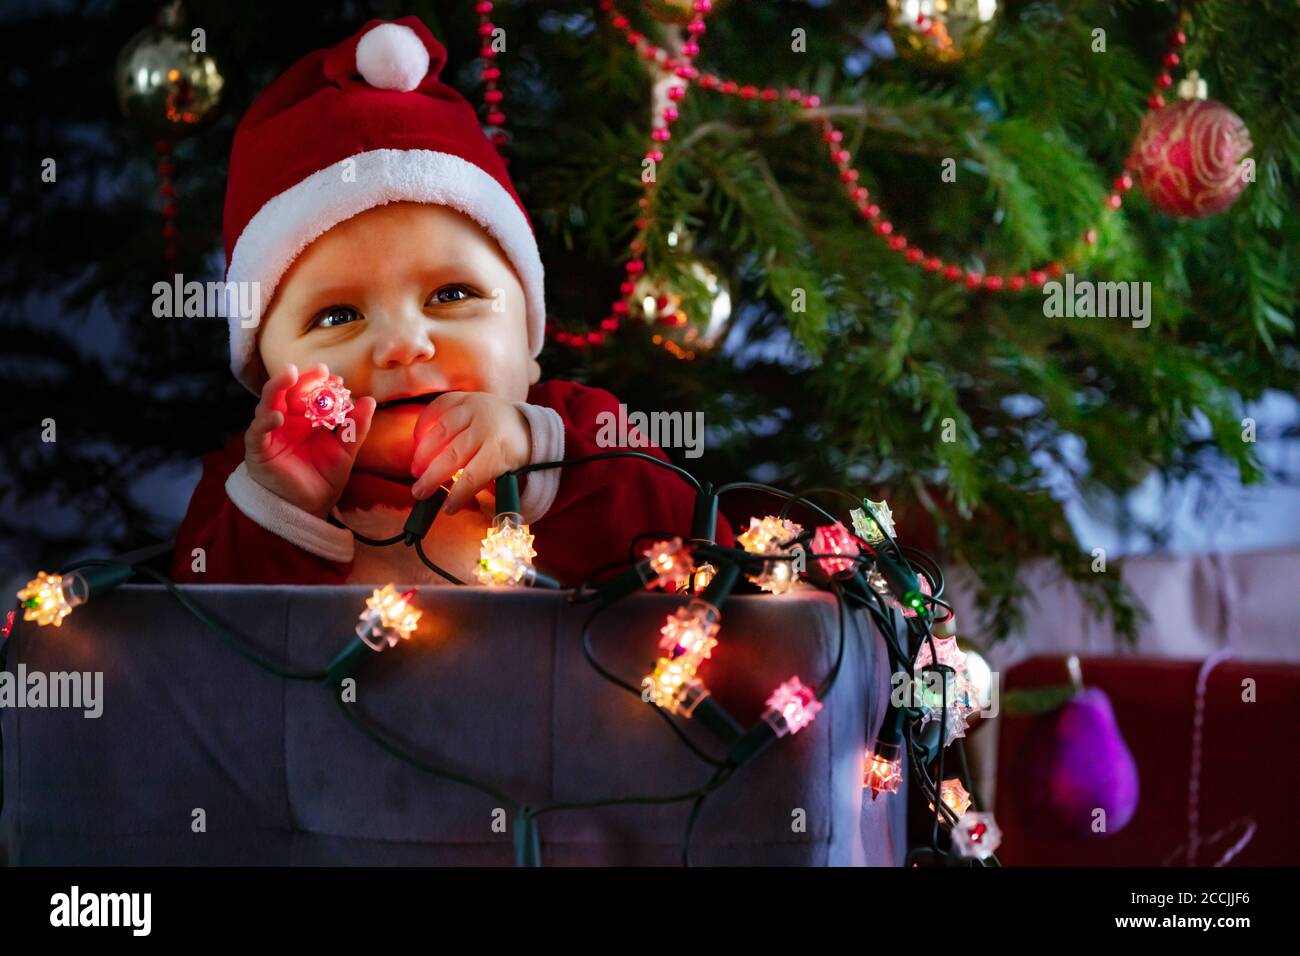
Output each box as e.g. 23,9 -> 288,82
223,16 -> 545,393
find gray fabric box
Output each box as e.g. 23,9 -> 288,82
1,584 -> 904,866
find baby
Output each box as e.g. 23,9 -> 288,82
171,16 -> 732,586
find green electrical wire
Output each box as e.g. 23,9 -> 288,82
129,563 -> 328,681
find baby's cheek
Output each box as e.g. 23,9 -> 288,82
443,316 -> 532,401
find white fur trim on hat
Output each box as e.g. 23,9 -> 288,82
355,23 -> 430,92
226,148 -> 546,394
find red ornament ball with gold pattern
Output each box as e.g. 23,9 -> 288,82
1127,96 -> 1252,218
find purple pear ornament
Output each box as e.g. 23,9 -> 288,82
1013,685 -> 1139,840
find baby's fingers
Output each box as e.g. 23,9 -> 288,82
410,402 -> 473,478
412,390 -> 468,446
246,407 -> 285,455
255,364 -> 299,419
412,428 -> 479,502
441,448 -> 500,516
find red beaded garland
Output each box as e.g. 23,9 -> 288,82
550,2 -> 1203,349
476,2 -> 508,153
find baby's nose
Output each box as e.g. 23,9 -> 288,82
372,316 -> 436,369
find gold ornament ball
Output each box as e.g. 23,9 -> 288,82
886,0 -> 1000,69
642,0 -> 727,25
633,258 -> 732,360
116,13 -> 224,137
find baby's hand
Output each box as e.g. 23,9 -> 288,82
244,363 -> 377,518
409,392 -> 532,514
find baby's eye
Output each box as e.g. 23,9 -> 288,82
313,305 -> 361,329
428,285 -> 476,305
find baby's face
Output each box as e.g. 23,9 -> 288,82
258,202 -> 538,481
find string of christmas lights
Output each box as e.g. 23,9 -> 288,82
8,446 -> 998,866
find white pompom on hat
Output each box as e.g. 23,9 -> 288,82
355,22 -> 430,92
222,16 -> 545,394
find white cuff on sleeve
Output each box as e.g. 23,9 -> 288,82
513,402 -> 565,524
224,460 -> 355,564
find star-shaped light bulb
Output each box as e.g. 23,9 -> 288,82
658,598 -> 720,659
915,637 -> 981,734
863,746 -> 904,800
851,499 -> 895,545
941,705 -> 971,746
930,778 -> 972,818
303,375 -> 355,430
915,682 -> 972,746
738,515 -> 803,556
737,516 -> 804,594
16,571 -> 80,627
642,656 -> 707,714
642,537 -> 695,592
812,521 -> 860,576
356,584 -> 421,650
475,513 -> 537,586
915,636 -> 967,671
951,811 -> 1001,860
689,563 -> 716,592
763,676 -> 822,736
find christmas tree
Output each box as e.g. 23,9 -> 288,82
2,0 -> 1296,637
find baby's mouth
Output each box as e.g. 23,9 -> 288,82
374,391 -> 446,411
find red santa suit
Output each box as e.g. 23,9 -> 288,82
170,379 -> 734,586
